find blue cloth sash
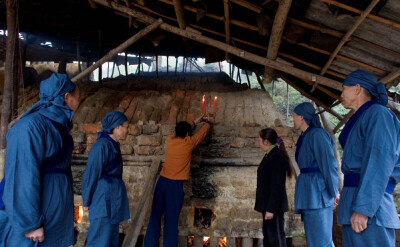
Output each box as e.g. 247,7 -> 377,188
99,133 -> 123,183
300,167 -> 321,173
344,173 -> 395,194
338,100 -> 378,148
295,127 -> 313,163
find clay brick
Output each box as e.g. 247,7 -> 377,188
134,146 -> 155,155
231,137 -> 246,148
143,124 -> 159,134
128,124 -> 142,135
120,144 -> 134,155
83,124 -> 98,134
138,135 -> 161,146
275,127 -> 290,137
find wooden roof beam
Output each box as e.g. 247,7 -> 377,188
223,0 -> 231,61
278,73 -> 343,120
91,0 -> 344,91
314,0 -> 380,92
172,0 -> 186,30
263,0 -> 292,84
381,67 -> 400,88
320,0 -> 400,30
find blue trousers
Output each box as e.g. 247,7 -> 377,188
86,216 -> 119,247
302,206 -> 333,247
342,221 -> 395,247
144,176 -> 184,247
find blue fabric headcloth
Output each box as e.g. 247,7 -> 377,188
22,73 -> 77,119
101,111 -> 128,134
343,69 -> 388,105
293,102 -> 322,128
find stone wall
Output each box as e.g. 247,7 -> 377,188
66,75 -> 304,246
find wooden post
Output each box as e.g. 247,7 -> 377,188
71,19 -> 162,82
166,55 -> 169,75
256,73 -> 266,91
245,70 -> 251,88
156,55 -> 159,78
175,56 -> 178,75
173,0 -> 186,30
263,0 -> 292,83
138,52 -> 141,76
319,107 -> 343,189
77,38 -> 82,73
122,159 -> 162,247
286,83 -> 290,121
91,0 -> 344,91
218,62 -> 222,72
1,0 -> 20,178
98,28 -> 102,85
125,52 -> 129,83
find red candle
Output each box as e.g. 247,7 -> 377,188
214,96 -> 217,113
201,95 -> 205,113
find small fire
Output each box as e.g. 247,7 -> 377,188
203,236 -> 210,245
219,237 -> 227,247
74,205 -> 83,223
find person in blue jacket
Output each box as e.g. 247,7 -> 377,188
0,73 -> 80,247
338,70 -> 400,247
292,102 -> 339,247
82,111 -> 130,247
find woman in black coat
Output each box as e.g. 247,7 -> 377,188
254,128 -> 295,247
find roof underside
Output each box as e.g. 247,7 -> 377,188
0,0 -> 399,108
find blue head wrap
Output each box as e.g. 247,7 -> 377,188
343,69 -> 388,105
99,111 -> 128,137
293,102 -> 322,128
21,73 -> 77,130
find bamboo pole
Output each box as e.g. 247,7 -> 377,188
125,52 -> 129,82
263,0 -> 292,84
314,0 -> 380,92
122,159 -> 162,247
279,73 -> 343,120
333,110 -> 354,133
320,0 -> 400,30
91,0 -> 344,91
223,0 -> 230,61
71,19 -> 162,82
318,107 -> 343,189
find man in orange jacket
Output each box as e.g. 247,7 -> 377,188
144,115 -> 212,247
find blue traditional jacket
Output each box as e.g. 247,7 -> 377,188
82,134 -> 130,224
294,127 -> 339,213
338,104 -> 400,228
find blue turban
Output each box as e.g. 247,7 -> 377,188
343,69 -> 388,105
21,73 -> 77,128
293,102 -> 322,128
100,111 -> 128,135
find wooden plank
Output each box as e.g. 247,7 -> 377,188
71,19 -> 162,82
380,67 -> 400,88
320,0 -> 400,30
263,0 -> 292,83
122,159 -> 162,247
316,0 -> 380,92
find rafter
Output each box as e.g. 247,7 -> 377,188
172,0 -> 186,30
278,73 -> 343,120
263,0 -> 292,84
314,0 -> 380,92
223,0 -> 230,61
320,0 -> 400,30
91,0 -> 344,91
381,67 -> 400,88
